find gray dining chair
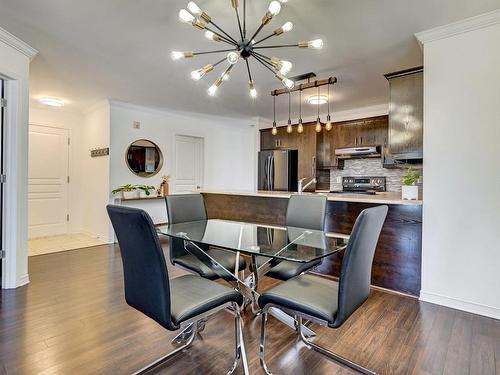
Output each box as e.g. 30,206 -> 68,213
165,193 -> 246,280
252,194 -> 327,281
107,205 -> 247,375
258,205 -> 388,375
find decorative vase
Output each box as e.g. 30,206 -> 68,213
159,181 -> 169,197
402,185 -> 418,200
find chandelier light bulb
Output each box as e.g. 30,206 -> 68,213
187,2 -> 202,16
309,39 -> 324,49
249,80 -> 257,98
278,0 -> 288,3
283,78 -> 294,89
279,60 -> 293,75
282,21 -> 293,32
204,30 -> 220,41
171,51 -> 193,60
226,51 -> 240,65
208,85 -> 218,96
268,1 -> 281,16
179,9 -> 195,23
222,73 -> 230,81
190,64 -> 213,81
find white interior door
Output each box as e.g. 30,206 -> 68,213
173,135 -> 204,194
28,125 -> 69,238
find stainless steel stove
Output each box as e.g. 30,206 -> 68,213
331,177 -> 386,195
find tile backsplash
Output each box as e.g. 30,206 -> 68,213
329,159 -> 423,192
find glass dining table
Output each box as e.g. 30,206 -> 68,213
157,219 -> 348,339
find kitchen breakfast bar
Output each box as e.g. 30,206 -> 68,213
201,191 -> 423,296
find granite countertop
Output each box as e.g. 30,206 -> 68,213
202,190 -> 423,206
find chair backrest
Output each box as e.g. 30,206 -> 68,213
107,205 -> 177,330
332,205 -> 388,328
285,194 -> 327,230
166,193 -> 207,224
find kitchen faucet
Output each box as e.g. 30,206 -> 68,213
298,177 -> 317,194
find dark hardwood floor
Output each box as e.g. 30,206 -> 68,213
1,242 -> 499,375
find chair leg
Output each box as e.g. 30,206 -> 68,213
227,302 -> 249,375
133,322 -> 197,375
297,317 -> 378,375
259,311 -> 274,375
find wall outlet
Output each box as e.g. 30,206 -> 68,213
336,176 -> 342,184
133,121 -> 141,129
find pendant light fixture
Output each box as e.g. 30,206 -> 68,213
286,91 -> 293,133
172,1 -> 324,98
297,88 -> 304,134
325,79 -> 333,131
272,95 -> 278,135
315,85 -> 322,132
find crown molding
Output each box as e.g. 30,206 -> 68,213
415,9 -> 500,46
0,27 -> 38,61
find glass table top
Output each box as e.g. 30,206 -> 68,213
157,219 -> 348,263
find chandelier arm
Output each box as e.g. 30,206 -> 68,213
245,59 -> 253,82
252,33 -> 276,46
208,20 -> 239,44
249,23 -> 266,45
243,0 -> 246,38
252,51 -> 272,61
213,57 -> 228,68
204,26 -> 239,46
235,8 -> 244,42
252,54 -> 275,71
193,48 -> 238,56
252,54 -> 277,74
253,44 -> 300,49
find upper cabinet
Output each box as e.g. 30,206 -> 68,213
385,67 -> 423,160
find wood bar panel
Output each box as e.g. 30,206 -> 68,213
203,193 -> 422,296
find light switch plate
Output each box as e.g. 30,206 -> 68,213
336,176 -> 342,183
133,121 -> 141,129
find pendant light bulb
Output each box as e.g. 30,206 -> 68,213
315,118 -> 322,132
286,120 -> 292,133
297,120 -> 304,133
179,9 -> 195,23
272,123 -> 278,136
325,116 -> 333,131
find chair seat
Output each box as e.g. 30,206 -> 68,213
170,274 -> 243,325
258,274 -> 339,325
173,247 -> 247,280
253,256 -> 321,281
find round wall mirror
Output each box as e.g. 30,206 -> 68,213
126,139 -> 163,177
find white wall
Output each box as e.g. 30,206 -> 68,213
29,106 -> 85,233
417,11 -> 500,318
81,102 -> 113,242
0,28 -> 37,288
109,102 -> 257,222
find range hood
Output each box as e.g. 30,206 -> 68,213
335,146 -> 381,159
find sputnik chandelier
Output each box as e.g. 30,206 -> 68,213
171,0 -> 324,98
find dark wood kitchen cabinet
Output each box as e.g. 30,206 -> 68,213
385,67 -> 423,160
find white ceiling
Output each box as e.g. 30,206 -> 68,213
0,0 -> 499,119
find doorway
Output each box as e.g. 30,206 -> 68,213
173,135 -> 204,193
28,124 -> 69,238
0,79 -> 5,287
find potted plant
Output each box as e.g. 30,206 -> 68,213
136,184 -> 156,198
401,167 -> 420,200
112,184 -> 139,199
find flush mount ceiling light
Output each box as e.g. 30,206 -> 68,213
307,94 -> 328,105
39,97 -> 65,107
171,0 -> 324,99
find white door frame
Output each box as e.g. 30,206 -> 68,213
172,134 -> 204,194
28,123 -> 71,238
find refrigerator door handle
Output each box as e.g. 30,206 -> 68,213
270,154 -> 275,190
266,155 -> 272,190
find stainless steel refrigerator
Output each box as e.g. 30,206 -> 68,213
258,150 -> 298,191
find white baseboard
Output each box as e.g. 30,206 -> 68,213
420,291 -> 500,320
17,274 -> 30,288
81,230 -> 114,244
